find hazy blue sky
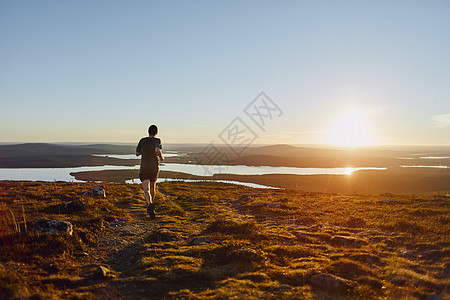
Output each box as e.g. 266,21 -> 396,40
1,1 -> 449,146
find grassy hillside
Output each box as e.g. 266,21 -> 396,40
1,181 -> 449,299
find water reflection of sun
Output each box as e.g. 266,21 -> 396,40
344,167 -> 354,175
326,110 -> 372,146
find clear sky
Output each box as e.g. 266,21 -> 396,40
1,1 -> 449,146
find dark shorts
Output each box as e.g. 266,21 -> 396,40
139,172 -> 159,182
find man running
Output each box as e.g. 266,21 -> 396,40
136,125 -> 164,219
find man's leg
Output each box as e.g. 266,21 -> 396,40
150,181 -> 156,203
143,179 -> 156,218
142,179 -> 152,205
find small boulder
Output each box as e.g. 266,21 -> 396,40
191,237 -> 212,245
36,219 -> 73,235
309,273 -> 351,290
62,200 -> 87,214
95,266 -> 115,279
276,284 -> 293,291
84,185 -> 106,198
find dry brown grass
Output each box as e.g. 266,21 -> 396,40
1,181 -> 449,299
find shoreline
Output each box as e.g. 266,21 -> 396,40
67,167 -> 450,194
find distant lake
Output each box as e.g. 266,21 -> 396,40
397,156 -> 450,160
0,163 -> 388,182
161,163 -> 387,176
0,165 -> 137,182
2,149 -> 447,187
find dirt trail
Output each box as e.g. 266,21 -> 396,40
78,185 -> 206,297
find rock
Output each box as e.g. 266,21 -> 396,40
309,273 -> 351,290
36,219 -> 73,235
279,197 -> 289,203
62,200 -> 87,213
95,266 -> 115,279
191,237 -> 212,245
331,235 -> 368,247
84,185 -> 106,198
379,198 -> 398,204
276,284 -> 293,291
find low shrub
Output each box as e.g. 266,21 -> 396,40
207,219 -> 258,235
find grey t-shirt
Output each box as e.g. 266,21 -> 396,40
136,137 -> 162,174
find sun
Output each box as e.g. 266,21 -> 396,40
326,110 -> 372,146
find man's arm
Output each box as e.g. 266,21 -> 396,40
155,148 -> 164,161
136,138 -> 142,156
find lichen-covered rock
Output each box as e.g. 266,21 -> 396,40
35,219 -> 73,235
83,185 -> 106,197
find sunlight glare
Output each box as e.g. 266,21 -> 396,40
326,110 -> 372,146
344,167 -> 354,175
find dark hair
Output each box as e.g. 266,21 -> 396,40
148,125 -> 158,136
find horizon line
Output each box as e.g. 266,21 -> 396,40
1,142 -> 449,148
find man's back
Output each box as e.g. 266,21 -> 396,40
137,137 -> 161,174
